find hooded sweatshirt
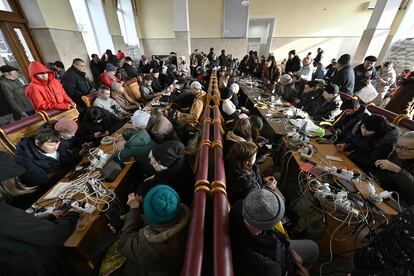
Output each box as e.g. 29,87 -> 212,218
25,61 -> 74,112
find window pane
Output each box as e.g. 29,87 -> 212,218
0,0 -> 12,12
13,28 -> 34,62
0,29 -> 27,84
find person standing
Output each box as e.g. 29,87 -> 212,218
62,58 -> 92,109
284,50 -> 301,73
331,54 -> 355,95
0,65 -> 33,120
373,62 -> 396,106
353,55 -> 377,93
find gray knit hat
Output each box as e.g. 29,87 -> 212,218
242,188 -> 285,230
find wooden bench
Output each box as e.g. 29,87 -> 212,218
0,112 -> 47,151
40,108 -> 79,122
81,92 -> 99,107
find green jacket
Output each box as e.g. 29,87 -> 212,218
0,76 -> 33,119
117,129 -> 156,173
115,205 -> 190,276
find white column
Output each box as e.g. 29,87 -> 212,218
118,0 -> 142,59
352,0 -> 402,64
378,0 -> 414,63
172,0 -> 191,59
85,0 -> 115,55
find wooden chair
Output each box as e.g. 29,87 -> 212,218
0,112 -> 47,150
40,108 -> 79,122
81,92 -> 99,107
0,138 -> 14,156
123,80 -> 141,102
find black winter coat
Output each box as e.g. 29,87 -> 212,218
62,66 -> 92,108
15,138 -> 74,187
311,95 -> 342,121
353,64 -> 376,93
0,202 -> 79,276
90,60 -> 104,87
229,201 -> 293,276
333,105 -> 370,140
341,121 -> 400,172
226,164 -> 262,204
331,65 -> 355,95
122,63 -> 138,80
78,107 -> 124,141
296,90 -> 323,115
285,56 -> 301,73
219,54 -> 228,67
151,76 -> 163,92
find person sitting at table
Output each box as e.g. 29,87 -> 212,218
229,188 -> 319,276
139,141 -> 194,206
296,80 -> 324,115
262,56 -> 280,85
373,131 -> 414,207
219,72 -> 230,89
25,61 -> 76,112
78,106 -> 124,142
115,111 -> 156,175
220,87 -> 241,122
52,119 -> 82,159
0,152 -> 81,276
99,185 -> 190,276
150,68 -> 163,92
100,63 -> 122,89
94,85 -> 129,118
140,75 -> 160,104
14,128 -> 75,188
225,141 -> 278,204
330,98 -> 370,141
146,108 -> 179,144
110,83 -> 141,112
309,84 -> 342,121
277,74 -> 300,101
188,81 -> 206,129
224,118 -> 253,158
336,114 -> 400,172
294,55 -> 314,81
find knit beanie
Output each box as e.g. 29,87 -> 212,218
280,74 -> 293,85
106,63 -> 117,72
132,110 -> 150,129
230,83 -> 240,94
0,152 -> 25,182
221,87 -> 233,100
242,188 -> 285,230
144,185 -> 180,225
152,141 -> 185,167
191,81 -> 202,90
325,84 -> 339,94
54,119 -> 78,134
338,54 -> 351,65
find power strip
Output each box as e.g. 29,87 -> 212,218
323,166 -> 360,183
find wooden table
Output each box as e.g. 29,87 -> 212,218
238,79 -> 399,257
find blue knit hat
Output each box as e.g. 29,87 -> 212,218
143,185 -> 180,225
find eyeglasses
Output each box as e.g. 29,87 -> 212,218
394,143 -> 414,152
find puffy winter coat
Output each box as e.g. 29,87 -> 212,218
25,61 -> 74,112
61,65 -> 92,107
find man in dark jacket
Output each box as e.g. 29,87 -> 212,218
331,54 -> 355,95
207,47 -> 215,63
285,50 -> 301,73
219,49 -> 228,68
0,152 -> 80,276
122,56 -> 138,80
374,131 -> 414,207
331,98 -> 370,140
0,65 -> 34,120
385,76 -> 414,118
78,106 -> 124,142
15,128 -> 74,188
150,69 -> 163,92
90,54 -> 104,87
311,84 -> 342,121
296,80 -> 324,115
62,58 -> 93,108
353,55 -> 377,93
230,188 -> 318,276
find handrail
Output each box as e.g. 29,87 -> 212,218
210,72 -> 234,276
182,76 -> 215,276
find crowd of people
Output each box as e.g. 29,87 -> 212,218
0,44 -> 413,275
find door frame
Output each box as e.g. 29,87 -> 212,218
247,17 -> 275,56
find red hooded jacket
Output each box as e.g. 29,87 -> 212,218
25,61 -> 74,112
